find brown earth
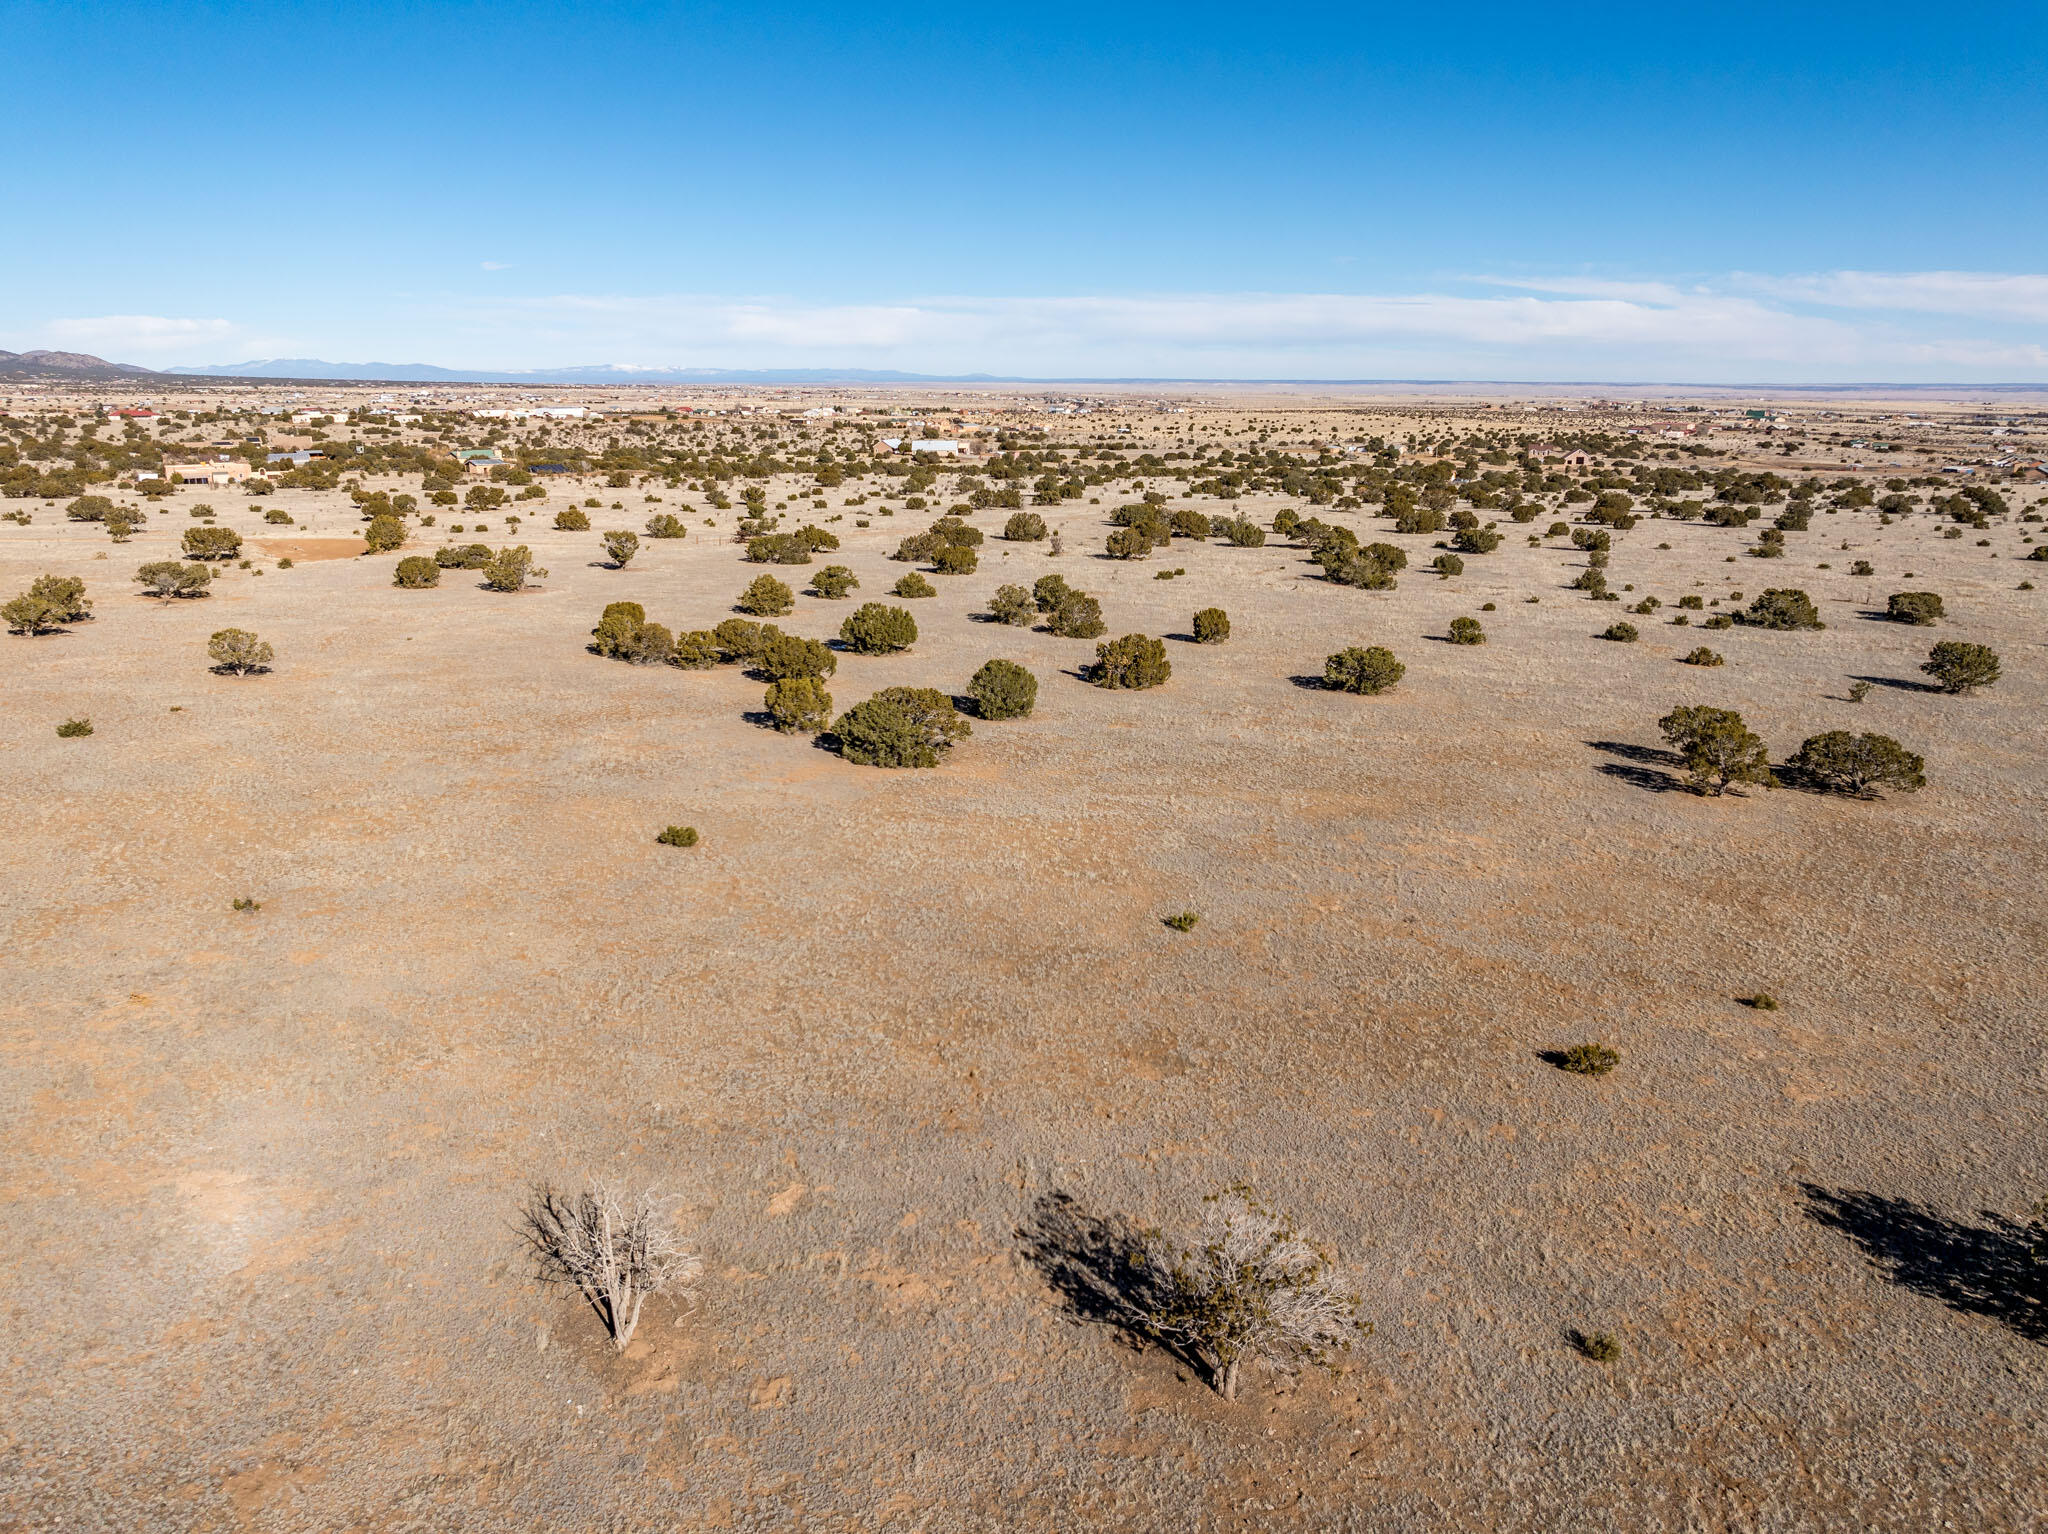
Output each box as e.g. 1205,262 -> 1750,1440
2,463 -> 2045,1532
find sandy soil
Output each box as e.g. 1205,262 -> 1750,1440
2,452 -> 2044,1532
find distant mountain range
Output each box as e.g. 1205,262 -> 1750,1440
0,349 -> 159,379
167,359 -> 1006,385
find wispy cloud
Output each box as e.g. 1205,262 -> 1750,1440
40,314 -> 248,355
1738,270 -> 2048,323
481,261 -> 512,271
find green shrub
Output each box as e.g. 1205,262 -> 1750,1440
1602,622 -> 1639,643
591,601 -> 671,663
840,602 -> 918,654
671,629 -> 720,668
182,526 -> 243,560
645,513 -> 686,539
712,617 -> 775,663
1920,641 -> 1999,694
1703,613 -> 1733,629
1324,646 -> 1404,694
602,529 -> 640,567
135,560 -> 213,599
1105,526 -> 1153,560
66,495 -> 116,522
1431,553 -> 1464,578
1658,704 -> 1774,795
1546,522 -> 1569,537
436,542 -> 492,568
1192,607 -> 1230,644
810,564 -> 858,599
738,574 -> 795,615
1886,591 -> 1943,625
56,716 -> 94,738
1555,1043 -> 1619,1076
893,572 -> 936,598
481,546 -> 546,592
989,584 -> 1036,626
1223,517 -> 1266,547
264,508 -> 294,525
1004,512 -> 1048,541
1173,507 -> 1212,539
1448,616 -> 1484,645
1740,588 -> 1824,630
554,508 -> 591,530
967,658 -> 1038,719
930,542 -> 978,575
1163,911 -> 1200,932
1572,1331 -> 1622,1363
655,825 -> 699,847
833,686 -> 971,767
10,574 -> 92,627
1092,634 -> 1170,690
746,533 -> 813,565
1788,731 -> 1925,797
1034,574 -> 1074,612
364,514 -> 406,553
758,632 -> 836,681
393,555 -> 440,588
1049,592 -> 1105,638
1680,646 -> 1723,667
1394,506 -> 1444,535
207,627 -> 274,674
1451,525 -> 1501,555
764,676 -> 834,733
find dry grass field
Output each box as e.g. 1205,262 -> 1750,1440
4,411 -> 2045,1532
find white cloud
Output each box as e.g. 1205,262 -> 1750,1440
40,314 -> 245,355
481,261 -> 511,271
1738,270 -> 2048,324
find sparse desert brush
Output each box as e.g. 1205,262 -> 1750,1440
713,617 -> 776,664
1047,591 -> 1104,638
56,716 -> 93,738
591,602 -> 674,664
481,546 -> 547,592
645,512 -> 686,539
1004,511 -> 1048,542
1658,704 -> 1773,795
554,508 -> 591,531
1702,613 -> 1733,630
1920,641 -> 1999,694
363,514 -> 406,553
207,627 -> 274,675
764,675 -> 833,733
1105,526 -> 1154,560
1451,525 -> 1500,555
1222,517 -> 1266,547
1602,621 -> 1639,642
1571,1330 -> 1621,1363
988,584 -> 1036,626
757,632 -> 835,681
393,555 -> 440,588
1033,574 -> 1074,612
656,825 -> 699,847
967,658 -> 1038,720
1324,646 -> 1404,694
1680,646 -> 1724,667
1130,1185 -> 1368,1401
1748,992 -> 1780,1011
436,543 -> 493,569
1092,634 -> 1171,690
892,572 -> 936,598
747,532 -> 813,565
671,629 -> 721,669
810,564 -> 858,599
1886,591 -> 1943,625
264,508 -> 294,525
602,529 -> 640,567
231,896 -> 261,912
739,574 -> 795,616
1431,553 -> 1464,578
930,542 -> 978,575
833,686 -> 970,767
1852,559 -> 1874,575
1553,1043 -> 1619,1076
182,526 -> 242,561
1448,616 -> 1484,645
1740,588 -> 1824,630
1788,731 -> 1925,797
1173,507 -> 1212,539
1192,607 -> 1230,644
519,1182 -> 700,1353
840,602 -> 918,654
1163,911 -> 1200,932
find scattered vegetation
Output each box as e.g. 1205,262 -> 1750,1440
764,676 -> 834,733
393,555 -> 440,588
481,546 -> 547,592
1163,911 -> 1200,932
1680,647 -> 1724,667
1886,591 -> 1944,626
840,602 -> 918,654
988,584 -> 1037,626
602,529 -> 640,567
810,564 -> 858,599
1091,634 -> 1171,690
1448,616 -> 1484,645
207,627 -> 274,674
56,716 -> 93,738
1553,1043 -> 1619,1076
1192,607 -> 1230,644
1739,588 -> 1824,630
967,658 -> 1038,719
1324,646 -> 1404,694
833,686 -> 971,767
655,825 -> 700,847
738,574 -> 795,616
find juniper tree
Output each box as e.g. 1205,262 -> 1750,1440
1658,704 -> 1774,795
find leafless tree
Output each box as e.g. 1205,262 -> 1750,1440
518,1181 -> 699,1352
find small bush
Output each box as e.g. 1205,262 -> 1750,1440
893,572 -> 936,598
645,513 -> 687,539
1431,553 -> 1464,578
1886,591 -> 1943,625
1092,633 -> 1171,690
1004,512 -> 1048,541
182,526 -> 243,561
231,896 -> 261,912
1703,613 -> 1734,630
840,602 -> 918,654
1192,607 -> 1230,644
833,686 -> 971,767
988,584 -> 1037,626
1105,526 -> 1154,560
967,658 -> 1038,719
56,717 -> 94,738
1324,646 -> 1404,694
757,632 -> 835,681
1223,517 -> 1267,547
1740,588 -> 1824,630
1658,704 -> 1773,795
656,825 -> 699,847
930,542 -> 978,575
1602,622 -> 1639,642
1572,1331 -> 1621,1363
712,617 -> 774,664
602,529 -> 640,567
1163,911 -> 1200,932
1451,525 -> 1501,555
1920,641 -> 2000,694
1033,574 -> 1074,612
363,514 -> 406,553
1049,592 -> 1106,638
207,627 -> 274,674
264,508 -> 294,525
746,533 -> 813,565
764,676 -> 834,733
554,508 -> 591,531
130,560 -> 212,600
1749,993 -> 1780,1011
1448,616 -> 1484,645
738,574 -> 795,616
481,545 -> 546,592
393,555 -> 440,588
1680,646 -> 1724,667
1788,731 -> 1926,797
1555,1043 -> 1619,1076
810,564 -> 858,599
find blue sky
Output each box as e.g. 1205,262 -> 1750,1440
6,0 -> 2045,380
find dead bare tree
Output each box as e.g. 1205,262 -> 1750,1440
518,1181 -> 699,1352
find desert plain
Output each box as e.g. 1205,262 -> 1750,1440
3,387 -> 2045,1532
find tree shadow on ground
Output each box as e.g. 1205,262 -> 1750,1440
1287,674 -> 1330,690
1800,1184 -> 2046,1343
1586,739 -> 1688,793
1015,1191 -> 1199,1372
1850,672 -> 1940,694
